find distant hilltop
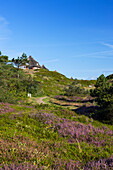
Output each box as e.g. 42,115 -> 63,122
20,56 -> 48,70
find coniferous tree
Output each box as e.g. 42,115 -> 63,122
12,53 -> 28,81
90,74 -> 113,124
0,51 -> 8,64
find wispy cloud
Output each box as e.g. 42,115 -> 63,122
69,41 -> 113,59
71,50 -> 113,58
102,42 -> 113,49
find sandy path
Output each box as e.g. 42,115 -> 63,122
36,97 -> 47,104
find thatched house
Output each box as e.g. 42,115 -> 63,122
27,56 -> 41,69
20,56 -> 48,70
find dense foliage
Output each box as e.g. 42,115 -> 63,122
90,74 -> 113,124
106,74 -> 113,80
12,53 -> 28,69
0,51 -> 8,63
65,82 -> 89,96
0,63 -> 43,103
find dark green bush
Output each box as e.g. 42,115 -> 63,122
65,84 -> 88,96
90,74 -> 113,124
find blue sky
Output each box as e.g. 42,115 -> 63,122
0,0 -> 113,79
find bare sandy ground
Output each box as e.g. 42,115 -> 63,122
36,97 -> 47,104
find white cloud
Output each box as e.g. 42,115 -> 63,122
102,42 -> 113,49
71,50 -> 113,58
70,41 -> 113,59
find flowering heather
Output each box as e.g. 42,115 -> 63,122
0,135 -> 82,169
0,156 -> 113,170
0,163 -> 40,170
30,111 -> 113,146
0,159 -> 81,170
0,103 -> 113,169
54,95 -> 94,102
0,135 -> 55,165
84,156 -> 113,170
0,102 -> 15,114
53,96 -> 95,112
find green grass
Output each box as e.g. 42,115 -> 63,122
34,69 -> 74,96
43,97 -> 51,104
32,69 -> 96,96
0,102 -> 113,169
1,66 -> 113,169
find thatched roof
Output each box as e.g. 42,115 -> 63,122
28,56 -> 41,68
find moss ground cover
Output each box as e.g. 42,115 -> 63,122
0,103 -> 113,169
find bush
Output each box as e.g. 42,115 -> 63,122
0,64 -> 43,103
90,74 -> 113,124
65,85 -> 88,96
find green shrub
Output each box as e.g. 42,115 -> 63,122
0,64 -> 43,103
65,84 -> 88,96
90,74 -> 113,124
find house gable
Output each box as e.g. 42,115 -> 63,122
28,56 -> 41,68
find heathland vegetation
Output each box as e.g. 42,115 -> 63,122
0,51 -> 113,169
